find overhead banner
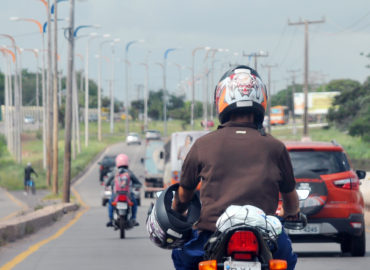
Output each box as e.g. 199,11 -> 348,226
294,92 -> 339,115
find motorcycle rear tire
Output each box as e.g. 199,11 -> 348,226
119,217 -> 125,239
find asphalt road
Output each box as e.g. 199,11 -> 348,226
0,142 -> 369,269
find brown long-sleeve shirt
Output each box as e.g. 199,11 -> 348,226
180,121 -> 296,232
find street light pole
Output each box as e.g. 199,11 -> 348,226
191,46 -> 209,129
0,48 -> 16,156
84,33 -> 98,146
125,40 -> 144,137
163,48 -> 176,137
140,63 -> 149,132
23,49 -> 40,125
0,34 -> 21,163
97,35 -> 111,141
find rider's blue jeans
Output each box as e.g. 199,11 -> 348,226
172,229 -> 297,270
108,192 -> 138,220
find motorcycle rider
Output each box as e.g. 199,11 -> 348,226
171,65 -> 300,270
106,154 -> 142,227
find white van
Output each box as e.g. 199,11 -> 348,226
163,131 -> 209,187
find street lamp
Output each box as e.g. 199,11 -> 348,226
72,26 -> 100,146
0,34 -> 21,163
22,49 -> 41,125
0,47 -> 16,155
51,0 -> 68,14
109,38 -> 121,134
84,32 -> 98,146
10,16 -> 47,167
139,62 -> 149,132
206,48 -> 224,120
97,34 -> 112,141
163,48 -> 177,137
191,46 -> 210,130
124,39 -> 144,137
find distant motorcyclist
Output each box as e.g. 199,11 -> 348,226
24,162 -> 38,194
171,65 -> 300,270
105,154 -> 142,227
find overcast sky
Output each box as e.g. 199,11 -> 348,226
1,0 -> 370,103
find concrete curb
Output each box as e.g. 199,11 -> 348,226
0,203 -> 78,245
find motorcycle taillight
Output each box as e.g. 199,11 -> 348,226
227,231 -> 259,260
117,194 -> 128,202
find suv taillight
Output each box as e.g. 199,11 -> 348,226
227,231 -> 259,260
334,178 -> 359,190
100,165 -> 103,171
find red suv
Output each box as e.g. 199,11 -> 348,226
283,140 -> 367,256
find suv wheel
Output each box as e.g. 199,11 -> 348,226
350,229 -> 366,257
341,230 -> 366,256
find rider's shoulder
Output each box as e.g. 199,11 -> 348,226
263,133 -> 287,152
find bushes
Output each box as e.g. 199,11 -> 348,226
0,134 -> 6,157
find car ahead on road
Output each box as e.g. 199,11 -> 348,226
283,140 -> 367,256
98,155 -> 116,183
145,130 -> 161,141
126,132 -> 141,145
24,115 -> 35,124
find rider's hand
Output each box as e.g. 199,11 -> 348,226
278,207 -> 299,219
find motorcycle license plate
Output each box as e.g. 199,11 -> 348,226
224,261 -> 261,270
286,224 -> 320,235
117,202 -> 128,210
117,202 -> 127,210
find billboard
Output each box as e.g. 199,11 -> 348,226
294,91 -> 339,115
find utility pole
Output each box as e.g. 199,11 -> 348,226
46,0 -> 53,188
243,51 -> 268,71
63,0 -> 75,203
52,0 -> 59,195
288,69 -> 300,136
262,64 -> 278,134
288,17 -> 325,137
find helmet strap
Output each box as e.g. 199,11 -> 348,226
257,123 -> 266,136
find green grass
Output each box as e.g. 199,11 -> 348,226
0,121 -> 127,191
271,125 -> 370,160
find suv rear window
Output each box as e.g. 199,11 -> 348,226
288,151 -> 351,178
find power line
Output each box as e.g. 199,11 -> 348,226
269,23 -> 288,63
278,26 -> 298,66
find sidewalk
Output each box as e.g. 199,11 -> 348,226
0,188 -> 60,222
0,188 -> 24,222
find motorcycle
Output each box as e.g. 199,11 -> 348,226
111,191 -> 135,239
198,208 -> 307,270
